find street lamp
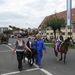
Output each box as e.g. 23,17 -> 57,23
26,23 -> 31,36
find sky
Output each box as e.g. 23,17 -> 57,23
0,0 -> 75,29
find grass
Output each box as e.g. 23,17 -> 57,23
45,43 -> 75,49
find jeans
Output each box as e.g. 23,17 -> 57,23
56,42 -> 61,51
16,51 -> 24,69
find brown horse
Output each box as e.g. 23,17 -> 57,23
54,37 -> 73,64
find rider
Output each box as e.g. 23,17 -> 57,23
56,30 -> 64,51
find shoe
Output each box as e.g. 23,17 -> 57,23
19,68 -> 22,71
39,66 -> 42,68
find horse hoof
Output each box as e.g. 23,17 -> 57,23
56,57 -> 59,61
30,64 -> 33,67
59,59 -> 62,61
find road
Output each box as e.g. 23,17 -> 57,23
0,38 -> 75,75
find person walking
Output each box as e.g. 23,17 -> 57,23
27,37 -> 32,48
12,34 -> 32,71
33,34 -> 46,68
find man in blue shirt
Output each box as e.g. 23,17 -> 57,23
33,34 -> 46,68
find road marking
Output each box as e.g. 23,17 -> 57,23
3,45 -> 53,75
8,43 -> 12,45
1,68 -> 39,75
40,69 -> 53,75
1,71 -> 20,75
33,63 -> 53,75
25,58 -> 53,75
5,45 -> 13,50
26,68 -> 39,71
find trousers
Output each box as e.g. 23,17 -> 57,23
16,51 -> 24,69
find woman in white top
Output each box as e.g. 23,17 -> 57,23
12,34 -> 31,71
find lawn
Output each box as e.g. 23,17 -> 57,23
45,43 -> 75,49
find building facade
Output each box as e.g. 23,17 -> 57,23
38,8 -> 75,40
0,27 -> 8,33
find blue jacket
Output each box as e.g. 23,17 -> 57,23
33,38 -> 46,66
33,39 -> 46,52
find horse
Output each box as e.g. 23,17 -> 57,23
0,33 -> 9,44
23,48 -> 37,66
54,37 -> 73,64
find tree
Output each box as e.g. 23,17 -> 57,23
3,30 -> 13,34
44,14 -> 66,39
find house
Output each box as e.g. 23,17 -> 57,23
38,8 -> 75,40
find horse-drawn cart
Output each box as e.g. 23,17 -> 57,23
0,33 -> 9,44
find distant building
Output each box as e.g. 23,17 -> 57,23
0,27 -> 8,33
38,8 -> 75,39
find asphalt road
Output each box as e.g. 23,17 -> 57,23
0,38 -> 75,75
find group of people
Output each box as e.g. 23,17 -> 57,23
12,34 -> 46,71
12,30 -> 64,71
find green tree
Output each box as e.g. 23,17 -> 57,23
44,14 -> 66,39
3,30 -> 13,34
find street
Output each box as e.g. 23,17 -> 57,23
0,38 -> 75,75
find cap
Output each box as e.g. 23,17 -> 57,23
17,34 -> 22,38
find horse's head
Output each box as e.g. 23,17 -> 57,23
64,37 -> 74,46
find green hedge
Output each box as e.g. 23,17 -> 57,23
45,43 -> 75,49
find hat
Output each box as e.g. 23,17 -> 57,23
17,34 -> 22,38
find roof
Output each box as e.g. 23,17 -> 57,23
38,8 -> 75,28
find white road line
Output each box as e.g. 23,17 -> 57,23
1,68 -> 39,75
26,68 -> 39,71
5,45 -> 13,50
25,58 -> 53,75
2,45 -> 53,75
1,71 -> 20,75
34,63 -> 53,75
40,69 -> 53,75
8,43 -> 12,45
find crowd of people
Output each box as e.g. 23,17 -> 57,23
12,30 -> 64,71
12,34 -> 46,71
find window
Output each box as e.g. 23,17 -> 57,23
50,33 -> 53,35
47,33 -> 49,35
62,32 -> 65,35
68,26 -> 72,29
68,32 -> 72,35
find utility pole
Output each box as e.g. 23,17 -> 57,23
67,0 -> 72,37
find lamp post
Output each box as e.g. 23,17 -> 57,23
66,0 -> 72,37
26,23 -> 31,37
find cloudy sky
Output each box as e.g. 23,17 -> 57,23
0,0 -> 75,29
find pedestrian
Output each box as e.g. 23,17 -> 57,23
12,34 -> 32,71
27,37 -> 32,48
31,36 -> 36,47
33,34 -> 46,68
